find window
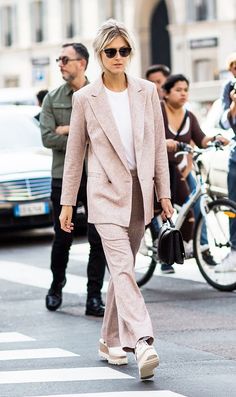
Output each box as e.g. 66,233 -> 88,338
0,5 -> 16,47
30,1 -> 46,43
113,0 -> 124,21
187,0 -> 216,21
4,76 -> 19,88
193,59 -> 215,82
98,0 -> 124,23
62,0 -> 82,38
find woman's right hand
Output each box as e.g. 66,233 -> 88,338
59,205 -> 74,233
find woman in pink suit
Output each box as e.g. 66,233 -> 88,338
60,19 -> 173,380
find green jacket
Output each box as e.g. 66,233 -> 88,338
40,81 -> 88,179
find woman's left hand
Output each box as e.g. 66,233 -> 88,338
213,135 -> 230,146
160,198 -> 174,221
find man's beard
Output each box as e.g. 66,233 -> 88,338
62,73 -> 75,83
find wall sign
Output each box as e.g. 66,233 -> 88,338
190,37 -> 218,49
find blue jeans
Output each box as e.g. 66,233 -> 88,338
228,159 -> 236,249
187,173 -> 208,246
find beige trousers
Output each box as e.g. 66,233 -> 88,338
95,172 -> 154,351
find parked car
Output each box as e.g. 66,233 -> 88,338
0,106 -> 86,231
0,87 -> 37,105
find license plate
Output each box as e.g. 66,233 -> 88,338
14,202 -> 49,217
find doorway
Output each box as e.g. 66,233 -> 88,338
151,0 -> 171,68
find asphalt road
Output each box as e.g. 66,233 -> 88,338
0,228 -> 236,397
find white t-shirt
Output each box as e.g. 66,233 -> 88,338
105,86 -> 136,170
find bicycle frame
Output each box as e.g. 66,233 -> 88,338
171,148 -> 209,231
153,142 -> 227,242
173,143 -> 231,246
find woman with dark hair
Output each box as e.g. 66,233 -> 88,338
160,74 -> 229,273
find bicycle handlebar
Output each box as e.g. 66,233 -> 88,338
174,140 -> 224,159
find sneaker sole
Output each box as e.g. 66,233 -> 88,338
139,353 -> 159,380
98,340 -> 128,365
99,349 -> 128,365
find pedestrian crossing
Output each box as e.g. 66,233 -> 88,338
0,331 -> 187,397
0,332 -> 35,343
0,259 -> 109,295
0,241 -> 205,296
0,347 -> 78,361
30,392 -> 186,397
0,367 -> 132,384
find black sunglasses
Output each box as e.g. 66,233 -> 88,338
103,47 -> 132,59
56,56 -> 82,65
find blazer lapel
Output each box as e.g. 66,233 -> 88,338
127,75 -> 145,169
88,78 -> 130,172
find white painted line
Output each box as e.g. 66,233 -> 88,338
156,258 -> 206,283
136,255 -> 206,284
0,332 -> 35,343
26,391 -> 187,397
0,367 -> 133,384
0,348 -> 78,361
0,261 -> 108,294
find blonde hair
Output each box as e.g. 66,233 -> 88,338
93,19 -> 135,68
226,52 -> 236,70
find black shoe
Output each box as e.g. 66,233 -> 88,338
45,278 -> 66,311
161,263 -> 175,274
85,297 -> 105,317
202,249 -> 217,266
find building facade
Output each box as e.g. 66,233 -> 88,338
0,0 -> 236,103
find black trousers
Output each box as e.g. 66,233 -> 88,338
50,178 -> 106,300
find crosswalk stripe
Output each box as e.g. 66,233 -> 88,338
0,367 -> 133,384
0,261 -> 108,294
136,257 -> 206,284
26,391 -> 187,397
0,332 -> 35,343
0,348 -> 78,360
156,258 -> 205,283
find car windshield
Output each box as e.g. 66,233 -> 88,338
0,111 -> 42,150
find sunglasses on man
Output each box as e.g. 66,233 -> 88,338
56,56 -> 82,65
103,47 -> 132,59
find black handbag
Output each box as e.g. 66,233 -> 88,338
158,218 -> 185,265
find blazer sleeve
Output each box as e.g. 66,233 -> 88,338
152,85 -> 171,200
60,93 -> 88,206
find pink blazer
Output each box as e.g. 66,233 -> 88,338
61,74 -> 170,226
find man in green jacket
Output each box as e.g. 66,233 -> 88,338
40,42 -> 106,316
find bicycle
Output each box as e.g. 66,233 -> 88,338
136,141 -> 236,292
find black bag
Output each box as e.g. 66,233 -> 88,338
158,218 -> 185,265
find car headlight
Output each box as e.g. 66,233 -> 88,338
0,185 -> 6,202
0,185 -> 12,208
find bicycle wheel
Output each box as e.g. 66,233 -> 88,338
135,223 -> 158,287
194,198 -> 236,291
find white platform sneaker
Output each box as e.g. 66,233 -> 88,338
98,339 -> 128,365
135,340 -> 159,380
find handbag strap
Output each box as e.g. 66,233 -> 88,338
163,218 -> 175,228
